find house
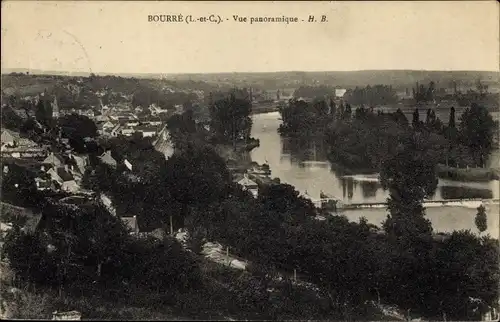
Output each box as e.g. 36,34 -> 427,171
120,127 -> 135,137
121,216 -> 139,235
95,114 -> 111,123
135,125 -> 158,137
99,150 -> 117,167
97,121 -> 116,136
140,117 -> 162,126
237,173 -> 259,198
47,167 -> 64,185
35,177 -> 54,191
335,88 -> 347,98
68,153 -> 89,174
1,129 -> 40,158
148,104 -> 169,116
123,159 -> 133,171
110,124 -> 122,137
77,109 -> 95,118
57,166 -> 79,192
43,152 -> 65,168
1,129 -> 18,147
125,120 -> 139,127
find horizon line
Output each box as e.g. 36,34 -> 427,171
2,67 -> 499,77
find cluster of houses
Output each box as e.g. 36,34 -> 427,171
1,129 -> 47,159
2,149 -> 89,193
232,163 -> 273,199
92,101 -> 175,139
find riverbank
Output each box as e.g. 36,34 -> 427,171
214,139 -> 261,173
436,164 -> 500,182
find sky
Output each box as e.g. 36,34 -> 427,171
1,1 -> 499,74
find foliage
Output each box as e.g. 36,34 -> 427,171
380,133 -> 437,240
459,103 -> 497,166
257,183 -> 316,223
344,85 -> 398,106
59,114 -> 98,139
164,143 -> 232,208
0,162 -> 43,208
3,201 -> 201,295
279,98 -> 334,137
208,89 -> 253,146
58,114 -> 98,153
413,81 -> 436,104
475,205 -> 488,234
293,85 -> 333,99
112,236 -> 202,291
34,96 -> 54,127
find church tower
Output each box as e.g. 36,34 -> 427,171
51,96 -> 59,119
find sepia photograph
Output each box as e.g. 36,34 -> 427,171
0,0 -> 499,320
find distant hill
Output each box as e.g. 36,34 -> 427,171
2,69 -> 499,92
162,70 -> 500,91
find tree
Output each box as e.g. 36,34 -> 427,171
329,98 -> 337,117
412,108 -> 420,129
59,114 -> 98,139
35,97 -> 53,127
475,205 -> 487,235
448,106 -> 456,129
459,103 -> 496,167
162,143 -> 232,227
209,89 -> 253,148
392,108 -> 409,127
343,103 -> 352,120
257,183 -> 316,223
0,163 -> 42,207
380,133 -> 436,240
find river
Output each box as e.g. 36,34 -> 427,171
250,111 -> 499,237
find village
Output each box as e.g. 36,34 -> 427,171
0,84 -> 281,244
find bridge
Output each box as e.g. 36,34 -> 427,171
337,198 -> 500,210
302,193 -> 500,211
153,124 -> 174,159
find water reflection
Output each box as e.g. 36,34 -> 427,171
250,112 -> 499,203
281,137 -> 328,163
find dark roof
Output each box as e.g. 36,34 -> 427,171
56,167 -> 74,182
135,125 -> 158,132
121,216 -> 138,232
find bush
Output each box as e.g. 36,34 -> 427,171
2,289 -> 52,319
114,236 -> 202,291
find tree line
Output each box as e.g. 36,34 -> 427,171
279,98 -> 497,171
